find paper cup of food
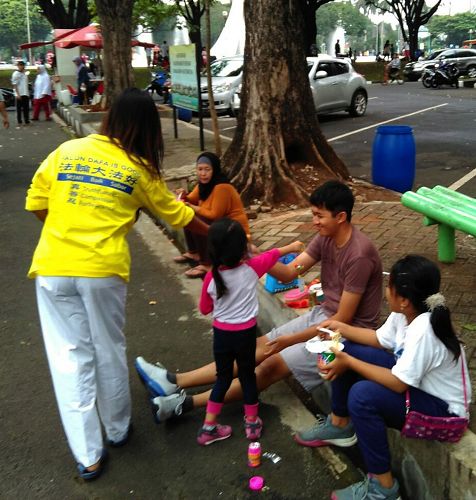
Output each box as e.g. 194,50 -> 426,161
305,337 -> 344,377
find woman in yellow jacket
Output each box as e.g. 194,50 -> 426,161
25,88 -> 207,480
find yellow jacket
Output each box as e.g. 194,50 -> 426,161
26,134 -> 194,281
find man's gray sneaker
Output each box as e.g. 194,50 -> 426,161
294,414 -> 357,447
135,356 -> 179,397
151,390 -> 187,423
331,475 -> 402,500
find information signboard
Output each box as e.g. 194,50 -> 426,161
169,44 -> 199,112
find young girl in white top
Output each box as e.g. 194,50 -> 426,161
197,218 -> 303,445
295,254 -> 471,500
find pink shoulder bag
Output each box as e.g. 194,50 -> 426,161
401,356 -> 469,443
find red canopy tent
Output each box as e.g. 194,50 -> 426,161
19,25 -> 155,50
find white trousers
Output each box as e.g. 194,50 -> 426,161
35,276 -> 131,467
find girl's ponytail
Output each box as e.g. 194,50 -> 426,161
425,294 -> 461,361
390,255 -> 461,361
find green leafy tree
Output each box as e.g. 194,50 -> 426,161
362,0 -> 443,60
0,0 -> 51,57
427,12 -> 476,48
132,0 -> 177,34
315,1 -> 386,54
298,0 -> 335,55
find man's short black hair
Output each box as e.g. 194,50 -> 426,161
309,180 -> 354,222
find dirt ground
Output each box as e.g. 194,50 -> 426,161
264,162 -> 400,213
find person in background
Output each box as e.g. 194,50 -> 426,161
25,88 -> 208,480
152,45 -> 160,67
295,255 -> 471,500
32,64 -> 52,121
383,53 -> 401,84
73,56 -> 90,105
383,40 -> 391,61
11,61 -> 30,126
146,47 -> 152,67
161,40 -> 169,58
173,152 -> 251,279
335,39 -> 341,57
0,90 -> 10,129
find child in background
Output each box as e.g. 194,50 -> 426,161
197,218 -> 303,446
296,255 -> 471,500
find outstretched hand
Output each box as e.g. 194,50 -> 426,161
264,335 -> 291,356
316,319 -> 345,340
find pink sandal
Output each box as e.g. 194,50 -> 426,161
184,265 -> 208,279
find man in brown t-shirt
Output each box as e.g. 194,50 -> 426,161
134,181 -> 383,423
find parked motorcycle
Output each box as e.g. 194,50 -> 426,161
423,61 -> 459,88
146,70 -> 171,103
421,67 -> 436,88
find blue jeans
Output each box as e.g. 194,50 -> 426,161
210,325 -> 258,405
332,341 -> 453,474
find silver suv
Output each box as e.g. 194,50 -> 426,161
410,49 -> 476,79
307,56 -> 368,116
231,55 -> 368,117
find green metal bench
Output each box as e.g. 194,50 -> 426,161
401,185 -> 476,263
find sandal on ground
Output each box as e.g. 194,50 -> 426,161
173,253 -> 199,264
77,449 -> 108,481
184,265 -> 209,279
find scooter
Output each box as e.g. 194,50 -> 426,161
421,67 -> 436,88
427,61 -> 459,88
146,70 -> 170,102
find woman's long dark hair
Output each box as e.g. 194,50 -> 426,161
196,151 -> 230,201
389,255 -> 461,360
208,218 -> 248,299
100,88 -> 163,177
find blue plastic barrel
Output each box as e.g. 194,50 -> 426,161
372,125 -> 416,193
177,107 -> 192,122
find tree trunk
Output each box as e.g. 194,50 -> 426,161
37,0 -> 91,29
94,0 -> 135,106
407,24 -> 419,61
222,0 -> 349,207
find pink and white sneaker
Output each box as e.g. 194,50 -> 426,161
197,424 -> 232,446
245,417 -> 263,440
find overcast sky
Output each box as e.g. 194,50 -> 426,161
432,0 -> 475,15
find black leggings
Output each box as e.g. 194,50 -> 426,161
210,325 -> 258,405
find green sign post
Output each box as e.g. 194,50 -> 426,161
170,44 -> 199,111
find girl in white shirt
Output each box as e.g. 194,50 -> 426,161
295,254 -> 470,500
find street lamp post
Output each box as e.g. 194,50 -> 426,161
25,0 -> 33,65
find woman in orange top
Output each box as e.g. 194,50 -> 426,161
175,152 -> 250,278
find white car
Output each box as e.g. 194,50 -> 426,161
231,55 -> 368,117
307,56 -> 367,116
200,56 -> 243,116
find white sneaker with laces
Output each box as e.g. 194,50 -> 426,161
151,390 -> 187,423
135,356 -> 179,396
